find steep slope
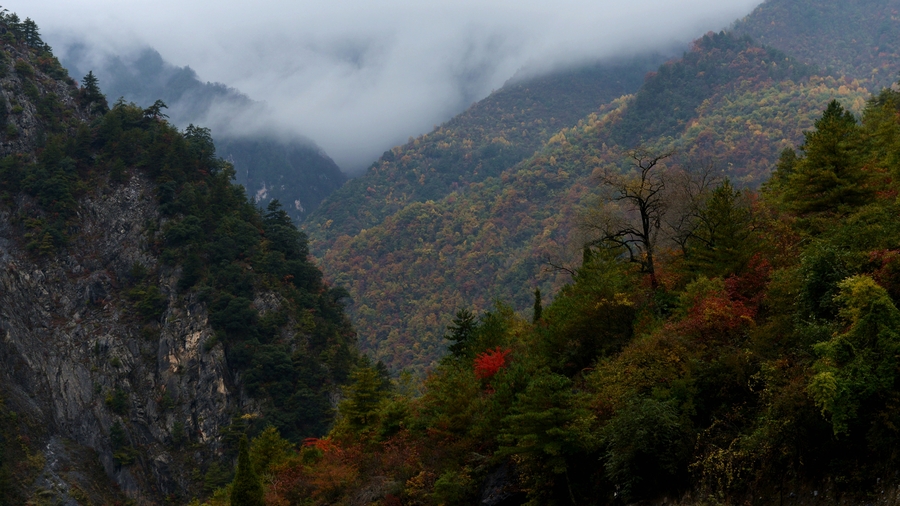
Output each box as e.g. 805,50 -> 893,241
216,135 -> 345,220
0,12 -> 356,504
307,54 -> 667,246
267,86 -> 900,506
60,45 -> 347,222
311,32 -> 869,373
733,0 -> 900,89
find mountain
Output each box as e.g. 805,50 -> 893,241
0,12 -> 357,503
308,54 -> 668,247
245,1 -> 900,502
304,55 -> 672,368
273,84 -> 900,505
60,45 -> 347,222
307,29 -> 866,369
733,0 -> 900,89
306,10 -> 876,373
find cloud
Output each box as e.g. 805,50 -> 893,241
8,0 -> 762,171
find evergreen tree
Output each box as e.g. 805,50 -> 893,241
230,435 -> 264,506
533,288 -> 543,323
339,365 -> 389,431
21,18 -> 40,48
683,179 -> 755,277
444,308 -> 478,358
80,71 -> 108,115
6,14 -> 21,39
263,199 -> 307,260
780,100 -> 869,219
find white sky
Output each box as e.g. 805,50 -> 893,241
7,0 -> 763,171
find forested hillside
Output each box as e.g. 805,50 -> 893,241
60,46 -> 347,222
310,30 -> 869,373
733,0 -> 900,89
306,54 -> 666,246
0,12 -> 357,503
229,79 -> 900,506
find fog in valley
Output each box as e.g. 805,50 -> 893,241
9,0 -> 762,171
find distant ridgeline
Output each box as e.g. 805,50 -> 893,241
733,0 -> 900,90
0,10 -> 359,503
59,46 -> 347,223
306,24 -> 870,373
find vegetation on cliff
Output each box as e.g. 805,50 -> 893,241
0,9 -> 358,502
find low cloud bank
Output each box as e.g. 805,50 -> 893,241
9,0 -> 762,172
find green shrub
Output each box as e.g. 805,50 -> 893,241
127,284 -> 167,322
13,59 -> 33,77
105,388 -> 129,415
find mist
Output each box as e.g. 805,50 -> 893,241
7,0 -> 762,172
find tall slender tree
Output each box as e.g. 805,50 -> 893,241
80,71 -> 108,115
230,435 -> 264,506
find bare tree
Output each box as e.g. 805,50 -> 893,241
581,149 -> 723,287
665,162 -> 722,255
582,148 -> 674,287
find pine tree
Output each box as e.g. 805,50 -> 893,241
781,100 -> 869,218
533,288 -> 543,323
230,435 -> 264,506
21,18 -> 40,48
339,366 -> 389,431
444,308 -> 478,358
684,179 -> 755,277
81,71 -> 108,114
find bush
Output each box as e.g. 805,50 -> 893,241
13,59 -> 33,77
127,284 -> 167,322
105,388 -> 129,415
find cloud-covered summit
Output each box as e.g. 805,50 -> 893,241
9,0 -> 762,171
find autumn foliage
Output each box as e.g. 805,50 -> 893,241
473,347 -> 510,380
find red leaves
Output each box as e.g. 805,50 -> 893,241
682,288 -> 756,337
674,257 -> 772,341
474,347 -> 511,380
303,437 -> 339,455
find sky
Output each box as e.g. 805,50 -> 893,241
8,0 -> 763,172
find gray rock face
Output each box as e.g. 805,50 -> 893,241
0,44 -> 87,159
0,175 -> 254,503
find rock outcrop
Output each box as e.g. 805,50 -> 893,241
0,174 -> 254,503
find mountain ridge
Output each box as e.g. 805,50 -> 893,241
307,19 -> 873,372
59,44 -> 348,222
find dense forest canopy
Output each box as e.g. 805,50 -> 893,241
310,30 -> 870,374
733,0 -> 900,89
237,83 -> 900,506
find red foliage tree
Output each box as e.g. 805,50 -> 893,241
474,347 -> 511,380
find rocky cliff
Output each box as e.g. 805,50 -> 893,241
0,174 -> 252,503
0,14 -> 353,504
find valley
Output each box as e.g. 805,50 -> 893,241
2,0 -> 900,504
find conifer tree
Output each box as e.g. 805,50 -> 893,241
444,308 -> 478,358
779,100 -> 869,218
230,435 -> 264,506
339,365 -> 389,431
683,179 -> 755,277
21,18 -> 40,48
6,13 -> 21,39
533,288 -> 543,323
80,71 -> 108,115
